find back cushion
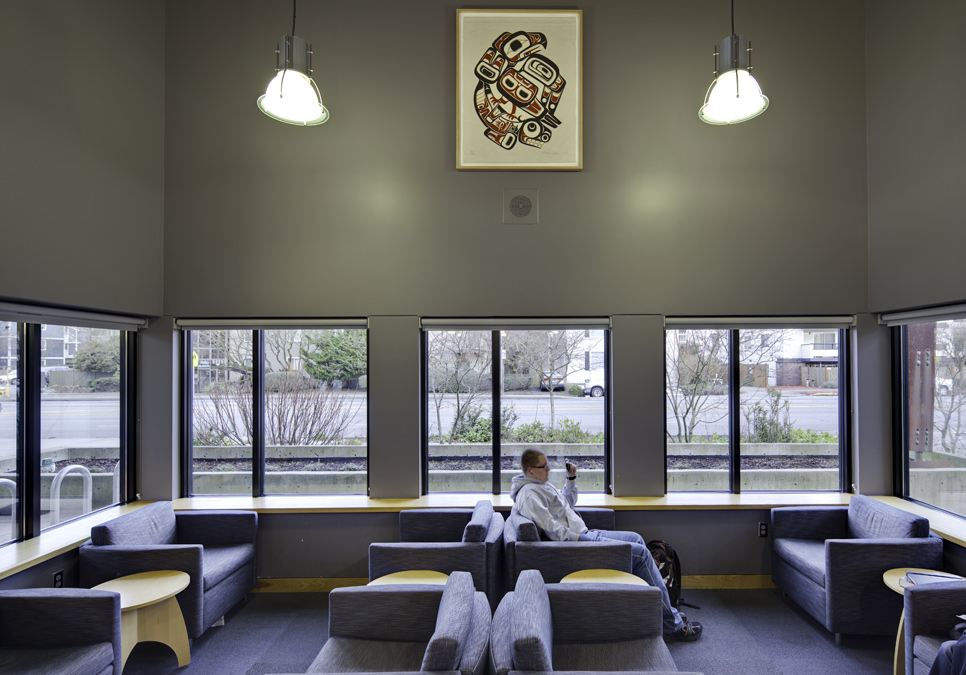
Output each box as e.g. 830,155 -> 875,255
511,570 -> 553,671
462,500 -> 495,543
91,501 -> 177,546
420,571 -> 476,671
400,509 -> 472,542
848,494 -> 930,539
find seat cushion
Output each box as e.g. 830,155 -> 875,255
553,636 -> 677,671
90,501 -> 176,546
0,642 -> 115,675
847,494 -> 930,539
308,637 -> 428,673
773,538 -> 826,586
421,572 -> 476,671
913,634 -> 947,672
202,543 -> 255,590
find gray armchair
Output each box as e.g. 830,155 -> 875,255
369,500 -> 504,608
79,501 -> 258,639
771,494 -> 943,643
904,580 -> 966,674
0,588 -> 121,675
504,508 -> 632,585
307,570 -> 490,675
489,569 -> 701,675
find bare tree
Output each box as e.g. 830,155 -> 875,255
504,329 -> 601,430
426,331 -> 492,441
933,321 -> 966,455
665,328 -> 790,443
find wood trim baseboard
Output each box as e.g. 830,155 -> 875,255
253,577 -> 369,593
683,574 -> 776,589
253,574 -> 775,592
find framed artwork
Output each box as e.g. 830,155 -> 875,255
456,9 -> 582,171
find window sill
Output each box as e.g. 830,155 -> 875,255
0,503 -> 147,581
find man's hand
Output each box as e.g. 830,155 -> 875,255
565,460 -> 578,478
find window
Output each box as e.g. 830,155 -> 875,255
0,304 -> 139,546
899,318 -> 966,516
186,325 -> 368,496
424,322 -> 608,493
666,323 -> 848,493
0,322 -> 19,545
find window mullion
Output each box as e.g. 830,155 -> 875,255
252,330 -> 265,497
22,324 -> 41,538
728,329 -> 741,494
491,330 -> 501,495
181,331 -> 193,497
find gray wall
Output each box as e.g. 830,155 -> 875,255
867,0 -> 966,313
0,1 -> 165,317
162,0 -> 869,319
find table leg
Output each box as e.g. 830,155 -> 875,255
118,610 -> 138,671
137,596 -> 192,667
894,611 -> 905,675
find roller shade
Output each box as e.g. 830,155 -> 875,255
174,318 -> 368,330
420,317 -> 610,331
0,301 -> 146,331
879,304 -> 966,327
664,316 -> 855,330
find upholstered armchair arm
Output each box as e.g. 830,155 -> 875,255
825,537 -> 944,631
79,542 -> 205,638
904,581 -> 966,674
327,584 -> 444,641
176,510 -> 258,546
489,592 -> 515,675
368,542 -> 487,588
513,540 -> 632,584
0,588 -> 120,654
575,507 -> 615,531
771,506 -> 849,540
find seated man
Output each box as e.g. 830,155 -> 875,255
931,632 -> 966,675
510,448 -> 703,642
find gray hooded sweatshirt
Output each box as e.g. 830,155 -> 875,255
509,474 -> 588,541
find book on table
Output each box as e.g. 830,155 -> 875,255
903,571 -> 964,586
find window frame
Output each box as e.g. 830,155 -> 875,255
664,321 -> 852,495
181,322 -> 369,498
420,319 -> 611,496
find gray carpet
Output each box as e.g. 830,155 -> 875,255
123,588 -> 894,674
667,589 -> 894,675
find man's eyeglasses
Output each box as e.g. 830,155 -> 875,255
531,464 -> 548,470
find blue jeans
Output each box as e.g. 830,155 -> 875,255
578,528 -> 684,635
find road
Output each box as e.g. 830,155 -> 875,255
0,389 -> 842,449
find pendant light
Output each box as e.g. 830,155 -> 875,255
257,0 -> 329,126
698,0 -> 768,125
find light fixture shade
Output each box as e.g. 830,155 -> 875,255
257,35 -> 329,126
698,34 -> 768,125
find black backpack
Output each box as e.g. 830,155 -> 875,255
646,540 -> 698,610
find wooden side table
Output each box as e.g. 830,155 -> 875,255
92,570 -> 191,671
883,567 -> 964,675
560,568 -> 648,585
368,570 -> 449,585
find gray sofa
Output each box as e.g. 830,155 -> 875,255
307,570 -> 490,674
504,508 -> 632,586
771,494 -> 943,643
0,588 -> 121,675
79,501 -> 258,639
904,580 -> 966,675
369,500 -> 505,608
489,569 -> 701,675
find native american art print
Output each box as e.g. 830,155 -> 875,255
457,10 -> 582,170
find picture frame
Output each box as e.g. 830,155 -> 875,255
456,9 -> 582,171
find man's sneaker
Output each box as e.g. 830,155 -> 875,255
667,620 -> 703,642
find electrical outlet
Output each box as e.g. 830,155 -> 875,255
52,569 -> 63,588
758,522 -> 768,538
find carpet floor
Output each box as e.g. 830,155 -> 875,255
123,588 -> 895,675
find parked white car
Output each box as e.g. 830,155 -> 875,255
582,375 -> 605,398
